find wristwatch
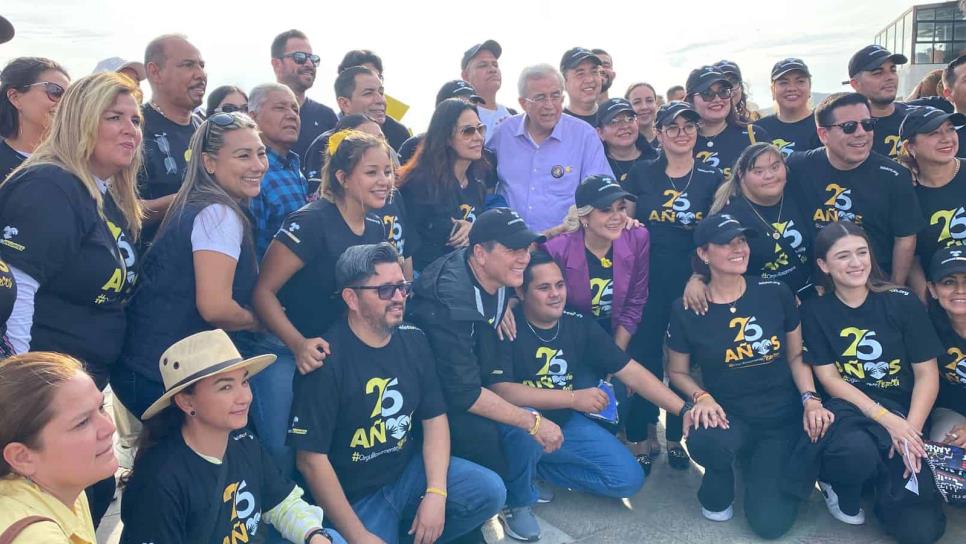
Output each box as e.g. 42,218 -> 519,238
801,391 -> 822,406
305,527 -> 332,544
679,400 -> 695,418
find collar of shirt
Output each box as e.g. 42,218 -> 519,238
267,146 -> 301,171
514,114 -> 565,146
0,476 -> 96,543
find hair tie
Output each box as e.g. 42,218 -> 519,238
327,129 -> 361,157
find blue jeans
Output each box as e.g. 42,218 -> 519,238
239,333 -> 297,478
350,454 -> 505,543
499,413 -> 644,507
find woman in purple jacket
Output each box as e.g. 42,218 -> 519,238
542,174 -> 649,350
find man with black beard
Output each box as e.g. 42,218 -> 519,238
846,44 -> 909,160
593,48 -> 615,103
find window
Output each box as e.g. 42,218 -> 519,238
913,3 -> 966,64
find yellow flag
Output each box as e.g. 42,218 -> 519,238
385,94 -> 410,122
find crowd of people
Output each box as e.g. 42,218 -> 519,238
0,15 -> 965,544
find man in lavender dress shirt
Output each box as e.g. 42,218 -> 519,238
487,64 -> 613,234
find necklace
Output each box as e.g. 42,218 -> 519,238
666,163 -> 695,195
745,195 -> 784,240
148,101 -> 166,117
526,319 -> 561,343
711,278 -> 746,313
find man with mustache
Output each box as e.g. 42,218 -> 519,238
271,29 -> 338,163
461,40 -> 515,141
291,243 -> 505,544
847,45 -> 910,160
592,48 -> 615,103
140,34 -> 207,240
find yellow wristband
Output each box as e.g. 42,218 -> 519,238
873,407 -> 888,422
528,412 -> 542,435
426,487 -> 447,498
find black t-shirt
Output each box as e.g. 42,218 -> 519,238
586,248 -> 614,328
720,195 -> 814,296
564,108 -> 598,127
120,430 -> 294,544
871,102 -> 909,160
756,114 -> 822,157
375,190 -> 410,258
667,279 -> 801,424
274,199 -> 385,338
786,148 -> 923,272
483,307 -> 630,424
398,134 -> 422,166
0,259 -> 16,344
0,139 -> 27,182
287,320 -> 447,503
930,306 -> 966,414
401,172 -> 486,271
694,122 -> 771,179
0,165 -> 138,378
801,288 -> 942,410
958,126 -> 966,159
138,105 -> 195,201
914,160 -> 966,271
382,116 -> 412,152
302,128 -> 334,194
295,98 -> 339,164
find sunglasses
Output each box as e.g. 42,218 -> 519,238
203,112 -> 236,150
282,51 -> 321,66
821,118 -> 876,134
350,281 -> 413,300
457,123 -> 486,139
697,87 -> 733,102
155,134 -> 178,175
217,103 -> 247,114
25,81 -> 66,102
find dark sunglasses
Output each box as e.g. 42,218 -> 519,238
350,281 -> 413,300
822,118 -> 876,134
282,51 -> 321,66
25,81 -> 66,102
457,123 -> 486,139
697,87 -> 733,102
203,112 -> 236,150
217,103 -> 247,114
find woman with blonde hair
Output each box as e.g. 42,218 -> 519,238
0,352 -> 117,542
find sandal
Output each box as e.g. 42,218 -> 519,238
635,453 -> 653,476
667,444 -> 691,470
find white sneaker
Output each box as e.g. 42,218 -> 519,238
818,481 -> 865,525
701,504 -> 734,522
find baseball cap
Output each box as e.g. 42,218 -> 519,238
0,15 -> 14,44
597,98 -> 635,127
655,101 -> 701,128
714,60 -> 742,81
686,66 -> 731,96
847,44 -> 908,79
461,40 -> 502,70
560,47 -> 602,73
469,208 -> 546,249
899,106 -> 966,141
435,80 -> 485,106
694,214 -> 758,247
930,246 -> 966,282
93,57 -> 147,82
771,58 -> 811,81
575,175 -> 637,209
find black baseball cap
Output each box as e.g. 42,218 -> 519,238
686,66 -> 731,96
655,101 -> 701,128
575,175 -> 637,209
560,47 -> 602,73
694,214 -> 758,247
0,15 -> 13,44
714,60 -> 742,81
469,208 -> 546,249
461,40 -> 502,70
930,246 -> 966,282
899,106 -> 966,141
771,58 -> 811,81
847,44 -> 908,79
597,98 -> 635,127
436,80 -> 485,106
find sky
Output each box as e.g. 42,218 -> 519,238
2,0 -> 923,129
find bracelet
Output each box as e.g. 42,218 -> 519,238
304,527 -> 331,544
528,411 -> 542,435
694,392 -> 712,404
679,400 -> 695,418
866,401 -> 882,417
691,390 -> 707,403
800,391 -> 822,406
873,407 -> 888,421
569,389 -> 576,407
426,487 -> 448,498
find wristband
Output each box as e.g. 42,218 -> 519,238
305,528 -> 331,544
800,391 -> 822,406
528,411 -> 542,435
679,400 -> 695,418
873,407 -> 888,421
426,487 -> 448,498
691,390 -> 707,402
694,392 -> 712,403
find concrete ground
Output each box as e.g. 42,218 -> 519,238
96,394 -> 966,544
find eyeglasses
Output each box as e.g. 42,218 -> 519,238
606,114 -> 638,127
216,103 -> 247,114
696,87 -> 733,102
524,92 -> 564,105
821,118 -> 876,135
457,123 -> 486,139
660,123 -> 699,138
25,81 -> 66,102
282,51 -> 321,66
350,281 -> 413,300
203,112 -> 236,151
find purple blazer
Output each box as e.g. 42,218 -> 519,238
541,226 -> 650,335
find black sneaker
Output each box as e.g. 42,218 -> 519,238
667,444 -> 690,470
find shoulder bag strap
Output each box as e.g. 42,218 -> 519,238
0,516 -> 56,544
